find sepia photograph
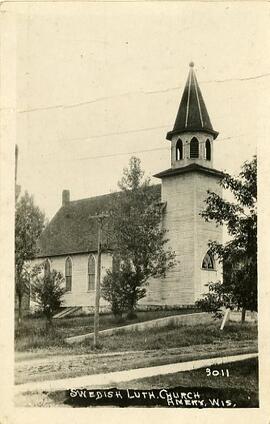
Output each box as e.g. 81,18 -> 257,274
1,1 -> 270,419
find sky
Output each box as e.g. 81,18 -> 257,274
14,2 -> 270,219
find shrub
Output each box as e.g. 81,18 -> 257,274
31,264 -> 65,328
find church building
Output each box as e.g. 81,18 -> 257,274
33,63 -> 223,311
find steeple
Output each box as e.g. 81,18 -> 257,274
156,63 -> 220,172
166,63 -> 218,141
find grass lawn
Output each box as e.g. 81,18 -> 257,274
15,310 -> 257,359
15,312 -> 258,393
24,358 -> 257,408
115,357 -> 258,393
75,321 -> 257,356
15,308 -> 199,352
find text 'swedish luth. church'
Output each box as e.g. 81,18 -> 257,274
34,63 -> 223,311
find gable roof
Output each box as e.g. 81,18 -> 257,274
36,185 -> 161,258
166,63 -> 218,141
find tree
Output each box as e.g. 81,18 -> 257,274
196,156 -> 257,321
101,157 -> 176,318
102,265 -> 138,320
31,263 -> 65,328
15,191 -> 46,323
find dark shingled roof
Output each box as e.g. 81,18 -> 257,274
37,185 -> 161,258
166,63 -> 218,141
154,163 -> 224,179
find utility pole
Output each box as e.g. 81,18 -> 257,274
15,144 -> 21,202
15,144 -> 18,184
89,213 -> 108,348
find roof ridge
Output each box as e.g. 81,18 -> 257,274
193,71 -> 204,127
67,183 -> 162,205
185,68 -> 192,128
37,184 -> 162,257
68,191 -> 119,205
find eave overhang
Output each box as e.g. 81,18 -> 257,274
153,163 -> 224,179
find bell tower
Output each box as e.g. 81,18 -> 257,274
152,63 -> 223,305
167,62 -> 218,170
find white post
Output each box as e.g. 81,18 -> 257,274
220,308 -> 230,330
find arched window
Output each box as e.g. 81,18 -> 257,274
190,137 -> 199,158
112,255 -> 120,273
176,139 -> 183,161
202,251 -> 215,270
44,259 -> 51,278
88,255 -> 96,291
206,139 -> 211,161
65,257 -> 72,292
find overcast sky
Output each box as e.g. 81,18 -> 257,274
14,2 -> 270,219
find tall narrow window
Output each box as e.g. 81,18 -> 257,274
88,255 -> 96,291
190,137 -> 199,158
44,259 -> 51,277
176,139 -> 183,161
202,251 -> 215,270
65,257 -> 72,292
206,139 -> 211,161
112,255 -> 120,273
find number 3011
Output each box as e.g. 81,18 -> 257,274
206,368 -> 230,377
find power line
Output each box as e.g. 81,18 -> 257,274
61,125 -> 169,143
33,133 -> 252,164
79,146 -> 168,161
27,120 -> 249,148
17,72 -> 270,114
48,146 -> 169,163
41,105 -> 252,144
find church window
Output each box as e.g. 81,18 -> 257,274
112,255 -> 120,272
202,251 -> 215,270
190,137 -> 199,158
206,139 -> 211,161
88,254 -> 96,291
65,257 -> 72,291
44,258 -> 51,277
176,139 -> 183,160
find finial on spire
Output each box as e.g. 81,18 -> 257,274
189,61 -> 194,68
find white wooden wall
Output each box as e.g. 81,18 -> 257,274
31,252 -> 112,308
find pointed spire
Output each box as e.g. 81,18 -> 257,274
166,63 -> 218,140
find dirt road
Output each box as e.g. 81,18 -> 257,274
15,339 -> 257,385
